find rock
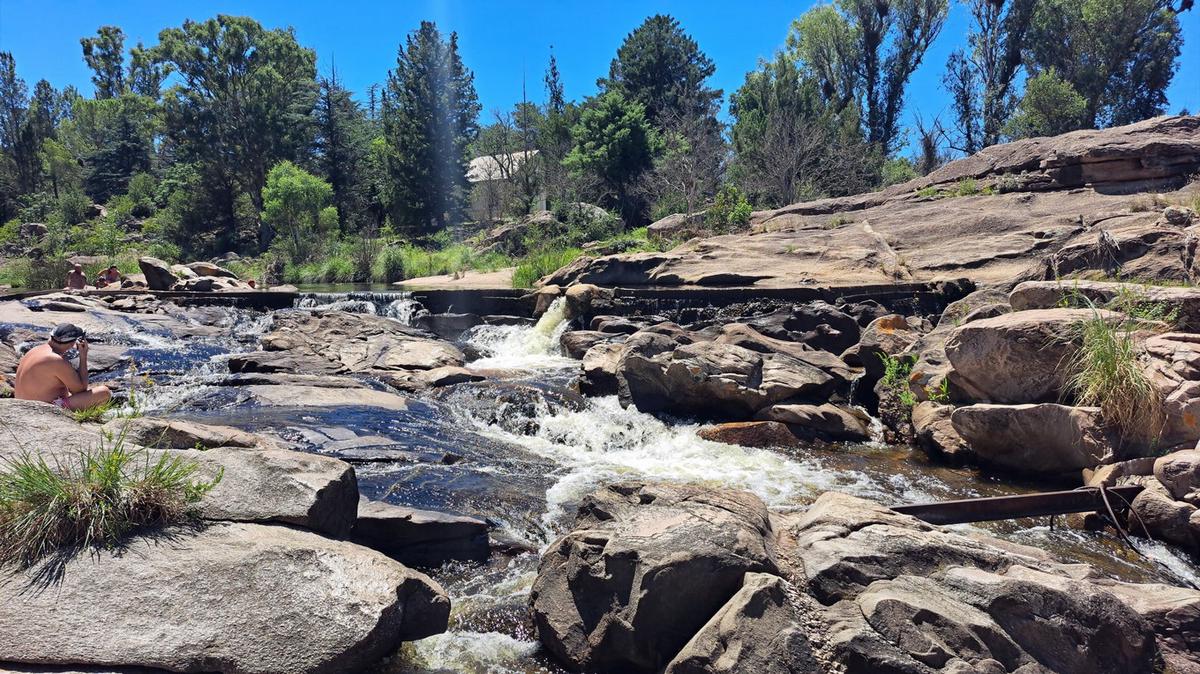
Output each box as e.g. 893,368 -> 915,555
1010,280 -> 1200,330
0,399 -> 104,461
102,417 -> 268,450
136,256 -> 178,291
563,283 -> 615,322
1163,205 -> 1195,226
1100,579 -> 1200,674
1083,456 -> 1156,488
238,384 -> 412,410
647,211 -> 706,242
1130,480 -> 1198,553
531,284 -> 562,315
911,401 -> 968,460
745,301 -> 861,354
754,403 -> 872,441
169,263 -> 198,280
1154,449 -> 1200,505
950,403 -> 1112,474
171,275 -> 247,292
697,420 -> 802,448
352,498 -> 490,566
0,522 -> 449,673
18,222 -> 47,240
663,573 -> 821,674
559,330 -> 621,360
530,482 -> 777,672
432,380 -> 585,435
184,446 -> 359,537
580,341 -> 624,396
185,261 -> 239,279
1145,332 -> 1200,447
908,286 -> 1012,403
416,312 -> 480,340
944,308 -> 1119,404
841,313 -> 928,383
591,314 -> 647,335
235,310 -> 464,376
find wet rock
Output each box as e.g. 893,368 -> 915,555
0,521 -> 449,673
184,446 -> 359,538
580,341 -> 624,396
744,301 -> 861,354
530,482 -> 777,672
531,284 -> 562,315
944,308 -> 1118,404
352,498 -> 490,566
433,380 -> 585,435
950,403 -> 1112,474
241,384 -> 411,410
1155,449 -> 1200,505
1082,456 -> 1156,488
754,403 -> 871,442
1130,480 -> 1198,553
102,417 -> 268,450
560,330 -> 622,360
417,312 -> 480,340
663,573 -> 821,674
136,256 -> 177,291
911,401 -> 967,460
235,310 -> 464,376
591,314 -> 646,335
564,283 -> 615,322
697,420 -> 802,448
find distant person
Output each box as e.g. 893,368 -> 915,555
14,324 -> 111,411
101,265 -> 121,285
64,264 -> 87,290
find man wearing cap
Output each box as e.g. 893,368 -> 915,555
14,324 -> 112,411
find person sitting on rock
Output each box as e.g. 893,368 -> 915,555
64,264 -> 87,290
14,323 -> 111,411
101,265 -> 121,285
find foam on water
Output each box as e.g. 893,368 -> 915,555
466,298 -> 575,371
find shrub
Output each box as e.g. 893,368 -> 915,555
26,258 -> 71,290
706,184 -> 752,231
57,192 -> 92,226
0,437 -> 221,568
1066,312 -> 1163,446
954,178 -> 980,196
0,219 -> 20,246
373,246 -> 406,283
0,258 -> 31,287
321,255 -> 356,283
878,353 -> 917,408
512,247 -> 581,289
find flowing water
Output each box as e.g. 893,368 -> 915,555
89,299 -> 1200,674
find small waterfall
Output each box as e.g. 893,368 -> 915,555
294,291 -> 426,327
463,298 -> 573,370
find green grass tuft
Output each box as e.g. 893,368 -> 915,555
0,435 -> 221,568
512,247 -> 582,289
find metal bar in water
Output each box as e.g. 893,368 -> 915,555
891,485 -> 1145,525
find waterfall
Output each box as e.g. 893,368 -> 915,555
294,291 -> 426,327
462,298 -> 572,370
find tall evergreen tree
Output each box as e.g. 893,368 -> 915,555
383,21 -> 480,235
564,90 -> 661,225
81,26 -> 127,99
83,94 -> 154,202
314,68 -> 371,231
598,15 -> 721,127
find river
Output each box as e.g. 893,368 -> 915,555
91,292 -> 1199,673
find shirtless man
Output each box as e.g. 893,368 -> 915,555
14,324 -> 111,411
64,264 -> 87,290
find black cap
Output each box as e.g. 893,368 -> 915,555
50,324 -> 85,344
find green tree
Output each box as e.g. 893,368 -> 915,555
1005,68 -> 1089,138
0,52 -> 40,204
262,160 -> 335,262
152,15 -> 318,252
314,68 -> 371,231
383,21 -> 480,235
730,52 -> 876,206
82,94 -> 155,202
942,0 -> 1037,152
564,90 -> 662,225
789,0 -> 949,154
1025,0 -> 1184,127
80,26 -> 127,99
39,138 -> 81,199
539,48 -> 576,204
598,15 -> 722,127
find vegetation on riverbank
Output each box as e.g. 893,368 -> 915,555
0,437 -> 220,567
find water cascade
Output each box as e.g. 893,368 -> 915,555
295,291 -> 426,327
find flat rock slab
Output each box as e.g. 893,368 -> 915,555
0,522 -> 450,674
242,384 -> 411,410
102,417 -> 268,450
352,498 -> 490,567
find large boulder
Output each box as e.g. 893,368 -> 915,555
647,211 -> 706,242
1130,480 -> 1199,553
697,420 -> 803,449
231,310 -> 465,376
1011,280 -> 1200,330
185,261 -> 239,279
1155,449 -> 1200,505
911,401 -> 968,460
530,482 -> 777,672
0,522 -> 449,673
950,403 -> 1112,474
136,256 -> 178,291
841,313 -> 929,381
754,403 -> 872,442
580,341 -> 625,396
1145,332 -> 1200,447
944,308 -> 1120,403
352,498 -> 490,566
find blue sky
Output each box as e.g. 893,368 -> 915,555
1,0 -> 1198,154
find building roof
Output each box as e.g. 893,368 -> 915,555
467,149 -> 538,183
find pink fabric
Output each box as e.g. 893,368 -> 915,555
52,396 -> 68,408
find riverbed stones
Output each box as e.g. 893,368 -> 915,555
1154,449 -> 1200,505
743,301 -> 861,355
697,420 -> 802,448
530,482 -> 778,672
950,403 -> 1112,473
352,498 -> 490,566
911,401 -> 968,460
580,341 -> 624,396
944,308 -> 1119,404
560,329 -> 621,359
1130,480 -> 1199,553
0,522 -> 450,673
754,403 -> 871,441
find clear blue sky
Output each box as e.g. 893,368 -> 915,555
1,0 -> 1198,155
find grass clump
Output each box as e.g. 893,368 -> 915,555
0,437 -> 221,568
512,247 -> 582,289
954,178 -> 981,196
1066,311 -> 1164,447
878,353 -> 917,407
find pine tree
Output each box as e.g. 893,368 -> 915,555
80,26 -> 127,99
383,21 -> 480,235
314,68 -> 371,231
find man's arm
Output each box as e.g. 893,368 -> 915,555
76,339 -> 89,388
56,344 -> 88,394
